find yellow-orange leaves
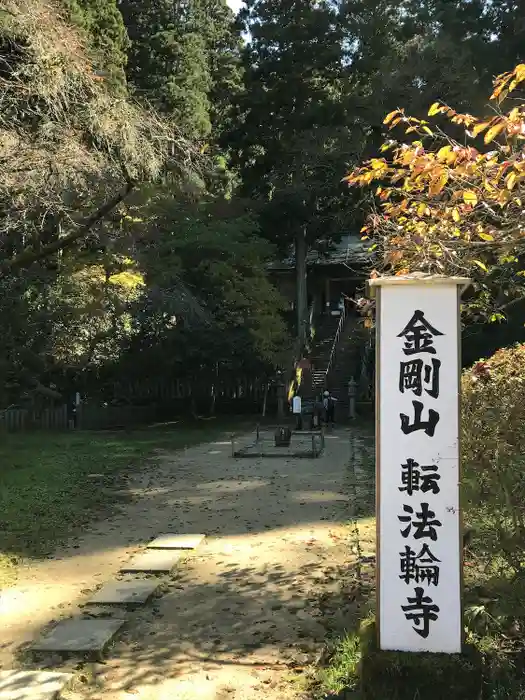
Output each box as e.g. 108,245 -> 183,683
484,122 -> 506,144
429,170 -> 448,196
463,190 -> 478,206
344,63 -> 525,289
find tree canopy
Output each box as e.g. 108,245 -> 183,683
63,0 -> 130,93
2,0 -> 525,406
0,0 -> 195,275
345,64 -> 525,321
230,0 -> 353,252
121,0 -> 242,141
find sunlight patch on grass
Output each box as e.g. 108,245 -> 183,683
0,421 -> 235,587
317,632 -> 361,696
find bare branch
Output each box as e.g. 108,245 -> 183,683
0,180 -> 136,275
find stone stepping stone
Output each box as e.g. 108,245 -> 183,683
147,533 -> 206,550
120,549 -> 182,573
0,670 -> 72,700
86,580 -> 159,606
32,618 -> 125,654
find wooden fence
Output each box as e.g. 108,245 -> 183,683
103,376 -> 272,406
0,377 -> 279,433
0,404 -> 69,432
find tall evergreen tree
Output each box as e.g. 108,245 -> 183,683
227,0 -> 515,345
328,0 -> 525,230
337,0 -> 491,156
486,0 -> 525,75
341,0 -> 525,139
197,0 -> 244,138
407,0 -> 524,84
120,0 -> 242,141
228,0 -> 355,344
63,0 -> 130,94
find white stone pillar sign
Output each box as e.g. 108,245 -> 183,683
368,275 -> 470,654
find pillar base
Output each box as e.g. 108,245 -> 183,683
358,617 -> 482,700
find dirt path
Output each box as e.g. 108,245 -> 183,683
0,426 -> 374,700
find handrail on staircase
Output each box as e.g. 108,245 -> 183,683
325,302 -> 347,380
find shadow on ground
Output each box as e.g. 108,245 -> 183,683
3,424 -> 375,699
15,535 -> 375,698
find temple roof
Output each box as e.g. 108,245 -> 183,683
269,234 -> 370,271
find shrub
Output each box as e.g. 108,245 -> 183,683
462,344 -> 525,575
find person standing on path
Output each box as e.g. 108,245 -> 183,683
323,390 -> 338,427
312,394 -> 324,429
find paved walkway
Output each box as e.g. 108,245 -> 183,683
0,426 -> 374,700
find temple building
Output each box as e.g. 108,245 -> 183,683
268,234 -> 370,317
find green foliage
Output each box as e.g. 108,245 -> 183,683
0,250 -> 147,407
0,0 -> 199,403
0,0 -> 189,269
48,255 -> 144,368
121,0 -> 242,141
4,0 -> 525,407
460,345 -> 525,694
349,0 -> 492,115
62,0 -> 130,93
462,344 -> 525,575
231,0 -> 354,252
125,195 -> 292,375
205,1 -> 244,139
227,0 -> 513,332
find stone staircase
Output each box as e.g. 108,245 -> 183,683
309,314 -> 340,392
307,313 -> 366,416
327,323 -> 366,411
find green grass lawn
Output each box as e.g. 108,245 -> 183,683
0,419 -> 238,587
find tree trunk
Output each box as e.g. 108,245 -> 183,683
295,229 -> 308,350
209,363 -> 219,416
262,381 -> 268,417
